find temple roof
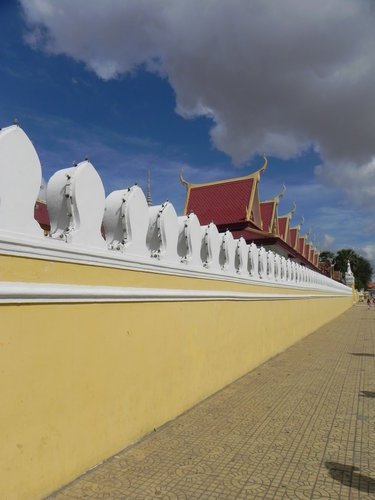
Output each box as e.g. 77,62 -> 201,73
34,199 -> 50,229
258,185 -> 285,236
182,157 -> 267,227
289,227 -> 299,250
297,236 -> 305,255
278,216 -> 288,240
277,202 -> 296,242
181,159 -> 320,271
260,201 -> 276,233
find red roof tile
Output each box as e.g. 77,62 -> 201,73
278,217 -> 288,240
34,200 -> 50,228
309,247 -> 315,263
289,228 -> 298,249
298,237 -> 305,255
260,201 -> 275,233
185,178 -> 254,226
304,243 -> 311,260
231,229 -> 268,242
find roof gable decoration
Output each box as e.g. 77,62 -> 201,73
260,184 -> 285,235
278,201 -> 296,243
289,215 -> 304,250
180,157 -> 268,228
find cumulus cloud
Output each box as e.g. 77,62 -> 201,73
322,234 -> 335,250
20,0 -> 375,202
315,157 -> 375,209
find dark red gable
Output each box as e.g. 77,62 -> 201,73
185,178 -> 254,226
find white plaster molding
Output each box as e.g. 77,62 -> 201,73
280,256 -> 287,282
258,246 -> 268,280
201,223 -> 221,271
219,230 -> 236,273
0,125 -> 43,237
235,237 -> 248,276
47,160 -> 107,249
248,242 -> 259,279
0,281 -> 351,304
0,125 -> 352,297
177,213 -> 203,267
103,185 -> 149,257
274,254 -> 281,281
267,250 -> 275,281
0,232 -> 351,295
147,202 -> 179,263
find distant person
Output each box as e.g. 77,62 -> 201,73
367,297 -> 372,309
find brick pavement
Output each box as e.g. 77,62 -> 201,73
50,306 -> 375,499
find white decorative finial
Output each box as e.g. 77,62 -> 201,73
146,168 -> 152,206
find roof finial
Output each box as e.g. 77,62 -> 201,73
259,155 -> 268,174
180,167 -> 189,187
300,215 -> 305,227
146,169 -> 152,206
279,183 -> 286,199
290,201 -> 296,215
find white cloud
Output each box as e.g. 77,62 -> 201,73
315,157 -> 375,208
322,234 -> 335,250
20,0 -> 375,211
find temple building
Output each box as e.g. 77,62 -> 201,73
180,158 -> 320,270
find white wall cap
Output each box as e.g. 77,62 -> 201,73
235,237 -> 249,276
147,202 -> 179,263
200,223 -> 221,271
219,230 -> 236,273
0,125 -> 43,237
177,213 -> 203,268
103,185 -> 149,257
248,242 -> 259,279
258,246 -> 268,280
47,160 -> 106,249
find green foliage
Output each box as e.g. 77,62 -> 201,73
319,251 -> 335,263
329,248 -> 373,290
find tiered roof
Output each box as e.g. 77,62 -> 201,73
181,158 -> 320,270
182,157 -> 267,230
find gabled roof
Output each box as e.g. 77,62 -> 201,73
260,201 -> 276,233
309,247 -> 315,263
298,236 -> 306,255
289,226 -> 299,250
260,185 -> 285,235
182,157 -> 267,227
277,217 -> 288,240
277,202 -> 296,243
304,242 -> 311,260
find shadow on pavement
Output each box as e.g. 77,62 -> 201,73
360,390 -> 375,398
349,353 -> 375,357
325,462 -> 375,493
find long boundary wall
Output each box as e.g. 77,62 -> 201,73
0,252 -> 352,499
0,125 -> 353,498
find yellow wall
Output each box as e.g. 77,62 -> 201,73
0,254 -> 352,499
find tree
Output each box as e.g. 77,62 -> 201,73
319,251 -> 335,263
333,248 -> 372,290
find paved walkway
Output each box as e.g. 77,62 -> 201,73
51,306 -> 375,499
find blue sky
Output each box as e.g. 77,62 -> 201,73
1,1 -> 375,268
